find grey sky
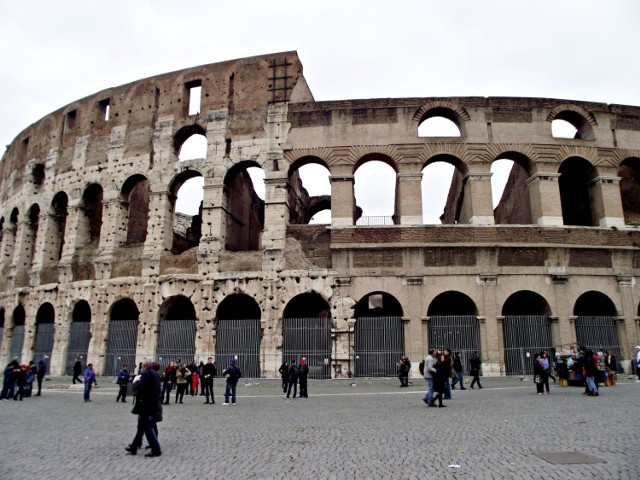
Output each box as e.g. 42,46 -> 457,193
1,1 -> 639,222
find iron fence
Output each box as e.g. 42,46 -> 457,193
354,316 -> 404,377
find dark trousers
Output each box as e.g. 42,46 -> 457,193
175,383 -> 187,403
470,370 -> 482,388
72,373 -> 83,384
36,376 -> 44,396
299,377 -> 308,398
286,378 -> 298,398
132,415 -> 160,453
117,384 -> 128,402
204,380 -> 214,403
161,382 -> 173,403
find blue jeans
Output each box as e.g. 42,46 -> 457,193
84,382 -> 93,401
422,378 -> 434,405
161,382 -> 173,403
451,372 -> 463,388
444,377 -> 452,400
586,375 -> 598,394
132,415 -> 161,453
224,382 -> 237,403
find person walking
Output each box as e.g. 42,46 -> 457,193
397,356 -> 410,387
160,361 -> 176,405
450,352 -> 466,390
202,357 -> 217,404
442,349 -> 453,400
422,348 -> 437,406
538,351 -> 551,393
174,364 -> 190,404
222,358 -> 242,405
83,363 -> 98,402
116,364 -> 130,403
12,364 -> 27,401
72,357 -> 83,384
533,354 -> 545,395
432,353 -> 447,408
469,352 -> 483,389
298,358 -> 309,398
278,361 -> 290,393
286,359 -> 299,399
635,346 -> 640,383
125,360 -> 162,457
35,358 -> 46,396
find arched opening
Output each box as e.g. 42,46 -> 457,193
559,157 -> 597,226
354,158 -> 397,225
157,295 -> 197,366
66,300 -> 92,375
4,209 -> 19,272
121,175 -> 150,245
178,134 -> 207,161
418,116 -> 462,137
502,291 -> 553,375
282,291 -> 332,379
215,294 -> 261,378
105,298 -> 139,375
287,159 -> 332,225
9,305 -> 25,362
421,155 -> 467,224
491,154 -> 534,224
550,110 -> 594,140
80,183 -> 104,244
17,204 -> 40,286
427,292 -> 479,372
224,162 -> 264,251
353,292 -> 404,377
618,157 -> 640,225
50,192 -> 68,261
170,172 -> 203,255
573,291 -> 620,364
34,303 -> 55,371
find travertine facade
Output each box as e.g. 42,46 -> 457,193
1,51 -> 639,377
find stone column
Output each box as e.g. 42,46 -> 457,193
93,196 -> 122,280
29,211 -> 51,287
527,173 -> 564,226
50,305 -> 70,376
403,276 -> 426,377
589,176 -> 625,228
142,188 -> 173,277
396,172 -> 423,225
198,180 -> 226,277
550,274 -> 575,350
459,173 -> 494,225
10,219 -> 33,287
262,172 -> 289,271
330,173 -> 355,226
617,275 -> 638,371
478,274 -> 500,375
58,199 -> 82,284
88,294 -> 109,375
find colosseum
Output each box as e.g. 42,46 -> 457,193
1,51 -> 639,379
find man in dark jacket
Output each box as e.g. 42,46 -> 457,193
116,364 -> 130,403
35,359 -> 46,396
298,358 -> 309,398
222,358 -> 242,405
202,357 -> 217,405
72,357 -> 83,384
126,360 -> 162,457
286,359 -> 299,399
469,352 -> 483,389
450,352 -> 466,390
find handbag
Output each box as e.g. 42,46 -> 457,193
533,375 -> 541,384
131,399 -> 142,415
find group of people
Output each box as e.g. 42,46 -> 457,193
278,358 -> 309,399
420,349 -> 483,408
0,358 -> 47,401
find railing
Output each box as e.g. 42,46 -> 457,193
355,216 -> 395,226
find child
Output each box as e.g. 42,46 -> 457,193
190,370 -> 199,396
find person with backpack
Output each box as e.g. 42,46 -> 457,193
35,359 -> 46,396
222,358 -> 242,405
286,359 -> 299,399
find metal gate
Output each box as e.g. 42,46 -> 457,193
575,316 -> 621,371
354,316 -> 404,377
283,317 -> 332,379
33,323 -> 55,372
156,319 -> 196,367
66,321 -> 91,375
105,319 -> 138,375
428,315 -> 480,374
215,318 -> 261,378
503,315 -> 553,376
9,325 -> 25,362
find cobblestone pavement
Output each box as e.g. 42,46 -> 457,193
1,375 -> 638,479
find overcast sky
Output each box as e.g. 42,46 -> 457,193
1,1 -> 639,222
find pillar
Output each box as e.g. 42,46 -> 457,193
459,173 -> 494,225
589,176 -> 625,228
396,172 -> 423,225
330,174 -> 355,226
527,173 -> 564,226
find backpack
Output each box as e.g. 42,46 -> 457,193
418,360 -> 425,376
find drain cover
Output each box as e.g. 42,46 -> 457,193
534,452 -> 605,465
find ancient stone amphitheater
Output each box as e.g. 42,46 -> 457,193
1,51 -> 639,378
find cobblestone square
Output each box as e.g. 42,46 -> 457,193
1,377 -> 638,479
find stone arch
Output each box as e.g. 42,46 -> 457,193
121,174 -> 150,244
156,295 -> 197,365
559,156 -> 598,226
48,192 -> 68,262
491,152 -> 534,224
223,161 -> 264,251
547,104 -> 596,140
215,293 -> 262,378
66,300 -> 92,374
502,291 -> 552,316
618,157 -> 640,225
573,291 -> 620,360
287,156 -> 332,225
173,124 -> 207,157
10,304 -> 26,362
414,100 -> 470,137
428,291 -> 478,316
33,302 -> 55,368
573,291 -> 617,316
169,170 -> 203,255
353,291 -> 403,377
353,154 -> 398,225
427,292 -> 480,361
22,203 -> 40,278
422,154 -> 469,224
105,298 -> 139,375
80,183 -> 104,244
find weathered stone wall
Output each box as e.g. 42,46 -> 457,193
0,52 -> 639,377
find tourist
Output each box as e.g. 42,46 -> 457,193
174,364 -> 190,404
469,352 -> 483,389
397,356 -> 410,387
451,352 -> 466,390
35,358 -> 46,396
533,354 -> 545,395
431,352 -> 447,408
116,364 -> 130,403
286,359 -> 299,399
422,348 -> 437,406
160,361 -> 176,405
72,357 -> 83,384
202,357 -> 217,404
126,359 -> 162,457
84,363 -> 98,402
298,358 -> 309,398
222,358 -> 242,405
442,349 -> 453,400
538,351 -> 551,393
278,361 -> 290,393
